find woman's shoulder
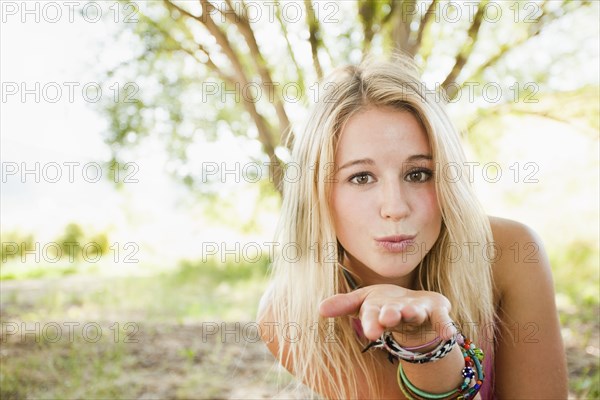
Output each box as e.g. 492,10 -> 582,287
488,215 -> 540,244
256,281 -> 275,321
487,215 -> 546,263
484,220 -> 568,396
256,282 -> 295,370
486,215 -> 552,299
256,282 -> 281,348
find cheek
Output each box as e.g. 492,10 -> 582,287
415,187 -> 442,228
331,187 -> 353,227
331,187 -> 369,236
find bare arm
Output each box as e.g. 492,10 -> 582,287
491,217 -> 568,398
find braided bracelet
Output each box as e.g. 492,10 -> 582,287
362,331 -> 456,364
403,336 -> 441,351
396,333 -> 485,400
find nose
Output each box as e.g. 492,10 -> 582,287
379,179 -> 410,221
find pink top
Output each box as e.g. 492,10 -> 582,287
479,342 -> 495,399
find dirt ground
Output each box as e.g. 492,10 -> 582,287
1,277 -> 598,399
0,277 -> 312,399
1,318 -> 315,399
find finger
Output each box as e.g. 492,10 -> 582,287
399,304 -> 427,325
378,303 -> 402,328
319,288 -> 368,318
429,307 -> 457,341
360,304 -> 384,341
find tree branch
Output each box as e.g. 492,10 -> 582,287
163,0 -> 283,192
304,0 -> 323,80
147,8 -> 225,78
275,2 -> 307,106
441,0 -> 488,100
219,0 -> 294,148
409,0 -> 438,56
392,0 -> 416,54
380,0 -> 396,25
359,0 -> 377,58
466,102 -> 592,135
459,0 -> 574,87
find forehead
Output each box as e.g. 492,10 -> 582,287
336,107 -> 430,161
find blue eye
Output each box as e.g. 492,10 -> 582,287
349,172 -> 374,185
405,169 -> 432,183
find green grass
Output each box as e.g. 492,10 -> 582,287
0,262 -> 91,280
1,247 -> 598,398
1,256 -> 270,323
1,257 -> 273,399
1,333 -> 132,399
550,241 -> 600,398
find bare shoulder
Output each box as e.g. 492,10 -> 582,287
488,215 -> 540,244
256,282 -> 294,373
487,216 -> 568,397
256,282 -> 276,346
256,281 -> 275,321
487,215 -> 548,296
488,214 -> 533,236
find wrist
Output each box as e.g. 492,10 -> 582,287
398,342 -> 465,393
391,330 -> 440,353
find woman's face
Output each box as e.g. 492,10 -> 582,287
331,107 -> 442,288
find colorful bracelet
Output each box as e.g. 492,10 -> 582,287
362,331 -> 456,364
396,333 -> 485,400
402,336 -> 441,351
384,332 -> 456,364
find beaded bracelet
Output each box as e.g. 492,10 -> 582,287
362,331 -> 456,364
396,333 -> 485,400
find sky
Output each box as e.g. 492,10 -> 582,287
0,2 -> 258,268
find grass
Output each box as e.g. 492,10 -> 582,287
1,256 -> 270,323
1,257 -> 276,399
0,262 -> 87,281
550,240 -> 600,399
1,332 -> 132,399
1,245 -> 598,398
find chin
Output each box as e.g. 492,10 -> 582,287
367,257 -> 421,279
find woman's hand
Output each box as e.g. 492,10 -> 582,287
319,284 -> 457,343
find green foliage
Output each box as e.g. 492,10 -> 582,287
0,231 -> 34,263
98,0 -> 597,198
0,265 -> 80,281
550,241 -> 599,398
53,223 -> 85,261
552,240 -> 599,310
0,224 -> 110,279
197,177 -> 281,235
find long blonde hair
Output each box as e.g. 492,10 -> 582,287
266,55 -> 496,398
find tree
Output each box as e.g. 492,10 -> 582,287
101,0 -> 594,196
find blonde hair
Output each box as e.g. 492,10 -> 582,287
266,55 -> 496,399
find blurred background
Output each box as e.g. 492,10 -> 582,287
1,0 -> 598,398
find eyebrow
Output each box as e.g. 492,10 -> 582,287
338,154 -> 433,171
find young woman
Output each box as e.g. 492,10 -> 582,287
257,56 -> 567,399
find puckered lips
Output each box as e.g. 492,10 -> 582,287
374,234 -> 417,252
